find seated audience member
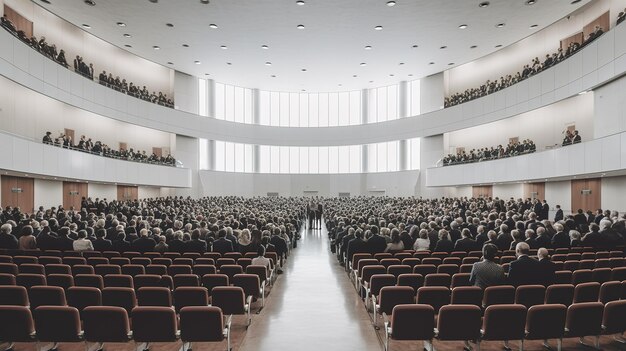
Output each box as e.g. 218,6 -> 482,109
73,229 -> 94,252
413,229 -> 430,251
132,228 -> 156,253
551,223 -> 570,249
113,232 -> 131,253
213,228 -> 234,255
524,229 -> 539,249
483,230 -> 498,247
154,236 -> 168,253
36,220 -> 58,251
168,231 -> 186,254
508,229 -> 523,250
469,244 -> 505,290
454,228 -> 477,252
251,246 -> 272,272
572,130 -> 581,144
0,223 -> 18,249
434,229 -> 454,253
562,130 -> 573,146
474,225 -> 487,247
18,225 -> 37,250
384,229 -> 404,252
536,248 -> 556,286
42,131 -> 53,144
56,227 -> 74,251
185,229 -> 207,254
569,230 -> 583,248
238,229 -> 254,254
93,228 -> 113,251
535,226 -> 551,249
366,225 -> 387,254
494,224 -> 512,251
346,229 -> 367,263
507,242 -> 541,287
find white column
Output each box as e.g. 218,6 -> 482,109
253,88 -> 261,173
208,139 -> 216,171
361,88 -> 369,173
399,81 -> 409,171
207,79 -> 216,118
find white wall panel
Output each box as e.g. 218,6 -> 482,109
34,179 -> 62,210
88,183 -> 116,202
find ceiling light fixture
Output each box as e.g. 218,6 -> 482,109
389,74 -> 394,76
182,44 -> 189,47
148,0 -> 158,3
301,68 -> 307,72
271,75 -> 276,77
440,46 -> 447,49
412,44 -> 418,48
261,45 -> 269,49
359,62 -> 366,66
265,62 -> 272,66
470,45 -> 477,48
153,45 -> 160,50
408,74 -> 413,77
399,62 -> 404,65
525,0 -> 536,4
226,62 -> 232,65
495,44 -> 503,48
200,0 -> 210,4
123,33 -> 131,38
296,0 -> 305,5
386,1 -> 396,6
117,22 -> 126,27
297,24 -> 305,29
40,0 -> 51,4
429,62 -> 435,65
353,74 -> 358,77
209,24 -> 218,29
530,24 -> 538,28
369,80 -> 374,83
374,25 -> 383,30
478,1 -> 490,8
166,23 -> 174,27
365,45 -> 372,50
338,84 -> 342,87
82,24 -> 91,28
205,73 -> 210,75
448,63 -> 455,65
84,0 -> 96,6
220,45 -> 228,49
124,44 -> 132,48
194,60 -> 201,64
458,24 -> 468,29
495,23 -> 505,28
570,0 -> 581,3
167,61 -> 173,64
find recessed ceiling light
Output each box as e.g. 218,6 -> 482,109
124,44 -> 132,48
117,22 -> 126,27
200,0 -> 209,4
478,1 -> 489,8
458,24 -> 468,29
495,23 -> 505,28
205,73 -> 210,75
365,45 -> 372,50
525,0 -> 536,4
271,75 -> 276,78
353,74 -> 358,77
220,45 -> 227,49
495,44 -> 503,48
167,61 -> 173,64
261,45 -> 269,49
530,24 -> 538,28
386,1 -> 396,6
389,74 -> 394,77
84,0 -> 96,6
399,62 -> 404,65
301,89 -> 306,92
359,62 -> 367,66
570,0 -> 581,3
297,24 -> 305,29
182,44 -> 189,47
408,74 -> 413,77
40,0 -> 51,4
209,24 -> 218,29
226,62 -> 232,65
440,46 -> 447,49
153,45 -> 160,50
470,45 -> 477,48
429,62 -> 435,65
148,0 -> 158,3
338,84 -> 342,86
82,24 -> 91,28
265,62 -> 272,66
194,60 -> 201,64
296,0 -> 305,5
412,44 -> 418,48
448,63 -> 455,65
374,25 -> 383,30
123,33 -> 131,38
301,68 -> 307,72
166,23 -> 174,27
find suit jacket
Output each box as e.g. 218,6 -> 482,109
554,209 -> 564,222
0,233 -> 18,249
270,235 -> 288,258
168,239 -> 186,254
551,231 -> 570,249
132,237 -> 156,253
537,258 -> 556,286
185,239 -> 207,254
56,236 -> 74,251
525,237 -> 539,249
475,232 -> 488,247
494,233 -> 513,251
434,239 -> 454,253
367,234 -> 388,254
508,255 -> 542,287
36,231 -> 58,251
93,238 -> 113,251
454,237 -> 478,252
212,238 -> 234,255
113,239 -> 131,253
346,238 -> 368,263
535,235 -> 551,249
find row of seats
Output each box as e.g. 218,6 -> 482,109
383,301 -> 626,351
0,305 -> 230,351
0,250 -> 278,261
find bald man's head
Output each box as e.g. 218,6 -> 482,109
537,247 -> 549,260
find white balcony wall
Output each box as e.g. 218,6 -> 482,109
426,131 -> 626,187
0,130 -> 191,188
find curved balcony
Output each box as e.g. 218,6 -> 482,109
426,131 -> 626,187
1,24 -> 625,146
0,131 -> 191,188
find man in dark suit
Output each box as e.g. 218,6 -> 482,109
535,227 -> 551,249
36,221 -> 58,251
475,226 -> 488,247
541,200 -> 550,221
366,226 -> 387,254
494,224 -> 513,251
554,205 -> 564,222
113,232 -> 131,253
573,209 -> 587,230
551,223 -> 570,248
225,228 -> 239,251
56,227 -> 75,251
185,229 -> 207,254
93,228 -> 113,251
213,229 -> 233,255
132,229 -> 156,253
536,248 -> 556,286
524,229 -> 539,249
0,223 -> 18,249
339,227 -> 355,264
346,229 -> 368,264
508,242 -> 542,287
454,228 -> 477,252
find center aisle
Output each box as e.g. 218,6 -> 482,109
239,226 -> 382,351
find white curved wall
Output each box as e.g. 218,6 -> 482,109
2,24 -> 626,146
0,130 -> 191,188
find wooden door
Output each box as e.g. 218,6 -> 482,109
63,182 -> 88,211
523,182 -> 545,201
117,185 -> 138,201
472,185 -> 493,199
560,32 -> 583,49
3,5 -> 33,37
119,142 -> 128,151
583,12 -> 609,38
1,176 -> 34,214
571,179 -> 601,213
152,147 -> 162,157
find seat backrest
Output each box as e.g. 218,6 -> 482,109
573,282 -> 600,303
219,265 -> 243,280
591,267 -> 612,284
201,274 -> 229,296
424,273 -> 451,287
110,257 -> 131,266
16,274 -> 47,289
71,264 -> 95,276
103,251 -> 122,259
0,273 -> 16,286
390,304 -> 434,340
356,259 -> 379,277
437,264 -> 459,275
525,304 -> 567,340
216,258 -> 236,269
416,286 -> 450,313
211,286 -> 246,315
396,273 -> 424,291
482,304 -> 527,341
46,274 -> 74,290
173,258 -> 194,266
571,269 -> 593,285
451,273 -> 471,288
102,287 -> 136,314
45,264 -> 71,276
152,258 -> 172,267
437,304 -> 482,340
422,258 -> 442,266
450,286 -> 482,306
246,265 -> 268,283
413,264 -> 437,276
174,287 -> 209,313
545,284 -> 574,306
133,274 -> 163,290
179,306 -> 224,343
137,287 -> 172,307
565,302 -> 604,337
193,264 -> 217,277
232,274 -> 261,298
131,307 -> 178,342
19,263 -> 45,275
514,285 -> 546,309
401,258 -> 421,268
380,258 -> 402,269
195,258 -> 216,266
368,274 -> 396,296
82,306 -> 130,343
87,257 -> 109,266
351,253 -> 372,270
121,264 -> 146,277
611,267 -> 626,281
361,265 -> 386,284
62,257 -> 87,267
387,265 -> 412,278
173,274 -> 200,288
167,264 -> 192,276
182,253 -> 202,260
602,300 -> 626,335
33,306 -> 81,342
131,257 -> 152,267
237,258 -> 253,270
29,286 -> 66,309
74,274 -> 104,290
224,252 -> 242,260
67,286 -> 102,313
145,264 -> 167,275
13,256 -> 38,265
0,305 -> 35,341
442,257 -> 462,265
104,274 -> 134,289
0,285 -> 29,306
599,281 -> 622,304
483,285 -> 515,307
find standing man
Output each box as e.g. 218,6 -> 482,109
316,200 -> 323,229
554,205 -> 564,222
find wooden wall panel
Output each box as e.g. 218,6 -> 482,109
560,32 -> 584,49
152,147 -> 162,158
472,185 -> 493,198
3,5 -> 33,38
571,178 -> 601,213
1,176 -> 34,214
583,11 -> 610,38
117,185 -> 138,201
523,182 -> 545,201
63,182 -> 88,210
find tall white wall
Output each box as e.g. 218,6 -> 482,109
33,179 -> 62,209
493,183 -> 524,200
174,72 -> 199,115
87,183 -> 117,202
445,93 -> 594,153
175,135 -> 200,198
418,135 -> 445,198
443,186 -> 472,199
601,175 -> 626,213
420,73 -> 444,114
0,76 -> 172,153
3,0 -> 172,95
545,180 -> 572,216
594,75 -> 626,138
138,186 -> 162,200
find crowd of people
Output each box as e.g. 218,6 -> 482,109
42,131 -> 177,166
442,139 -> 536,166
562,129 -> 582,146
618,9 -> 626,26
0,197 -> 302,267
1,14 -> 174,109
326,196 -> 624,261
444,25 -> 606,108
